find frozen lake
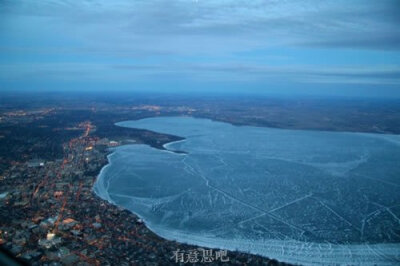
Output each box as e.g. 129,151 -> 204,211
94,117 -> 400,265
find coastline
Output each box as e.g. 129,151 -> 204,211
93,141 -> 400,266
2,98 -> 400,265
92,143 -> 280,265
92,118 -> 400,265
162,139 -> 188,155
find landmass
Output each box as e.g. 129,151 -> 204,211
1,92 -> 400,265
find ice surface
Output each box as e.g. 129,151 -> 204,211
94,117 -> 400,265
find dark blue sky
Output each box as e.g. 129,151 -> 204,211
0,0 -> 399,97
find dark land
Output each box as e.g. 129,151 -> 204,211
1,91 -> 400,265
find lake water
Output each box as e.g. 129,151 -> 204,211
94,117 -> 400,265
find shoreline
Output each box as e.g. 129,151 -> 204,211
92,143 -> 280,264
93,142 -> 400,265
0,122 -> 276,265
2,98 -> 400,265
92,117 -> 400,265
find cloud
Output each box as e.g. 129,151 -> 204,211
1,0 -> 399,55
0,0 -> 399,95
2,62 -> 399,86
